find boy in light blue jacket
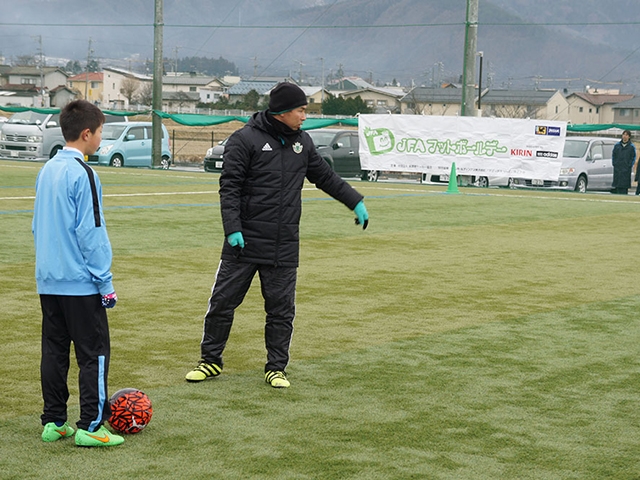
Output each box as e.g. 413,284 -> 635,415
33,100 -> 124,447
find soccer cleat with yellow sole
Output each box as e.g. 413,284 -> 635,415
265,370 -> 290,388
185,361 -> 222,382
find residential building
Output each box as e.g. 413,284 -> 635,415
480,89 -> 569,121
327,77 -> 374,92
565,90 -> 633,125
162,91 -> 200,113
0,65 -> 69,107
6,66 -> 68,92
299,86 -> 331,114
0,84 -> 42,107
400,87 -> 465,115
401,87 -> 569,120
67,72 -> 104,105
340,86 -> 405,113
612,97 -> 640,125
49,85 -> 78,107
102,67 -> 152,110
163,73 -> 229,104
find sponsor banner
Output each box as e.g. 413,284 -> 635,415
359,115 -> 567,180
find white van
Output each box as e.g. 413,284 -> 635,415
512,136 -> 620,193
0,110 -> 127,160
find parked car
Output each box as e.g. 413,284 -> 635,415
307,128 -> 369,180
0,111 -> 127,161
204,129 -> 372,180
511,136 -> 619,192
423,173 -> 513,188
203,137 -> 228,172
87,122 -> 171,169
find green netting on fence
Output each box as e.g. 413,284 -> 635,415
154,110 -> 358,130
566,123 -> 640,132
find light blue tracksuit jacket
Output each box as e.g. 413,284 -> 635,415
32,149 -> 114,296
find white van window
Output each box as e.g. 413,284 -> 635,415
563,139 -> 589,158
590,143 -> 604,160
8,111 -> 48,125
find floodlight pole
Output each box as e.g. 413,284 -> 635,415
151,0 -> 164,168
460,0 -> 478,117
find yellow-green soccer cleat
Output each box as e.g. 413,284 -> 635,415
42,422 -> 75,442
75,425 -> 124,447
185,361 -> 222,382
265,370 -> 290,388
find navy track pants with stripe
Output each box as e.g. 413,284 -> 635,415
40,294 -> 111,432
200,260 -> 297,372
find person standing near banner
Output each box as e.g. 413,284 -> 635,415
185,82 -> 369,388
612,129 -> 635,194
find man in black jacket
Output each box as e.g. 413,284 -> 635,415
612,129 -> 636,194
186,82 -> 369,388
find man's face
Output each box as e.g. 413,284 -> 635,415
276,106 -> 307,131
622,132 -> 631,143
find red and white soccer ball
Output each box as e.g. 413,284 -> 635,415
108,388 -> 153,434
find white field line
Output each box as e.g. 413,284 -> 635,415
3,179 -> 640,205
1,187 -> 324,201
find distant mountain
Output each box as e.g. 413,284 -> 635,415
3,0 -> 640,92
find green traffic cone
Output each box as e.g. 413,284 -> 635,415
445,162 -> 461,194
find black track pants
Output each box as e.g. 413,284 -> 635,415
40,294 -> 111,432
200,260 -> 297,372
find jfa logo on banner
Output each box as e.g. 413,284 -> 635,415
363,128 -> 395,155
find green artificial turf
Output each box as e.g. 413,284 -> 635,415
1,160 -> 640,479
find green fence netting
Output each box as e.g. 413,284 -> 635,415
3,105 -> 632,133
154,110 -> 358,130
566,123 -> 640,132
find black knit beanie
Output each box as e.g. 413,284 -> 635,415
268,83 -> 308,114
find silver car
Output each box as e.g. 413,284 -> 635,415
512,136 -> 620,193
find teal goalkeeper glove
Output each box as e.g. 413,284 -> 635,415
227,231 -> 245,248
353,201 -> 369,230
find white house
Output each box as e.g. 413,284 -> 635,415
102,67 -> 152,110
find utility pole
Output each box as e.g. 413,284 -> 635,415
85,38 -> 93,102
173,46 -> 180,74
152,0 -> 164,168
460,0 -> 478,116
295,60 -> 305,84
33,35 -> 45,106
320,57 -> 325,114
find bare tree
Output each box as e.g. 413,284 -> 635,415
120,78 -> 140,105
136,82 -> 153,106
15,55 -> 37,66
490,104 -> 541,119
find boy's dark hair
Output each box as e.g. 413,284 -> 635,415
60,100 -> 105,142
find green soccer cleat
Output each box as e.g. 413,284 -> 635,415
75,425 -> 124,447
265,370 -> 290,388
42,422 -> 75,442
185,361 -> 222,382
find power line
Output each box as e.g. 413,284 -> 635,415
2,21 -> 640,28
